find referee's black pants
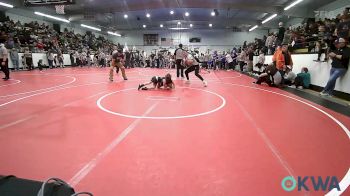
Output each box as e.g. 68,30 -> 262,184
0,58 -> 9,79
176,59 -> 184,78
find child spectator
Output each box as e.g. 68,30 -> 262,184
294,67 -> 311,89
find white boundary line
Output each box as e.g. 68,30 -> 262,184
0,81 -> 106,107
68,102 -> 159,186
0,76 -> 76,98
0,90 -> 108,130
97,87 -> 226,119
218,82 -> 350,196
0,78 -> 145,107
0,79 -> 21,88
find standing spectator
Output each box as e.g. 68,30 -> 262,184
47,50 -> 54,69
277,22 -> 286,46
24,47 -> 33,70
0,43 -> 9,80
10,48 -> 19,71
125,49 -> 131,68
70,51 -> 75,66
266,33 -> 276,55
225,52 -> 234,70
275,43 -> 293,78
247,47 -> 254,72
238,49 -> 247,72
320,38 -> 350,96
57,52 -> 64,68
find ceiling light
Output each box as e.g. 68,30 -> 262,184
170,10 -> 174,15
177,22 -> 181,25
0,2 -> 13,8
107,31 -> 121,37
143,24 -> 146,28
211,11 -> 215,16
160,24 -> 164,28
190,24 -> 193,27
209,23 -> 213,27
81,24 -> 101,31
169,27 -> 189,30
249,25 -> 258,32
262,14 -> 277,24
124,14 -> 128,19
35,12 -> 70,23
284,0 -> 304,11
185,12 -> 189,17
146,13 -> 150,18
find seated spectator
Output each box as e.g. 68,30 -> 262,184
314,39 -> 328,62
294,67 -> 311,89
253,64 -> 282,87
335,14 -> 350,41
37,59 -> 46,71
284,66 -> 296,85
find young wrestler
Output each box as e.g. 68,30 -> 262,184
138,73 -> 175,90
184,52 -> 208,87
110,47 -> 127,81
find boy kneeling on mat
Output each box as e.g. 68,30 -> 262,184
138,73 -> 175,90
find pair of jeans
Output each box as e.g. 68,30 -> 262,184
12,59 -> 19,70
323,67 -> 347,95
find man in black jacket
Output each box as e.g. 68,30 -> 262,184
320,38 -> 350,96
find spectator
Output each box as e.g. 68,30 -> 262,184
253,64 -> 282,87
320,38 -> 350,96
254,50 -> 265,75
57,52 -> 64,68
23,47 -> 33,70
314,39 -> 328,62
38,59 -> 45,71
277,22 -> 286,46
294,67 -> 311,89
274,43 -> 293,78
266,33 -> 276,55
335,14 -> 350,41
10,47 -> 19,71
284,66 -> 296,85
47,50 -> 54,68
225,51 -> 234,70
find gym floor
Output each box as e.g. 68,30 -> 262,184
0,68 -> 349,196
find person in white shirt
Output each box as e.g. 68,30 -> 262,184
175,44 -> 185,78
255,50 -> 266,74
253,64 -> 282,87
225,53 -> 234,70
284,66 -> 296,86
0,43 -> 9,80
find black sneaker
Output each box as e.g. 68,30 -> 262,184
124,78 -> 128,80
3,77 -> 9,81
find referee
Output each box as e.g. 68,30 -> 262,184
0,43 -> 9,80
175,44 -> 185,78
